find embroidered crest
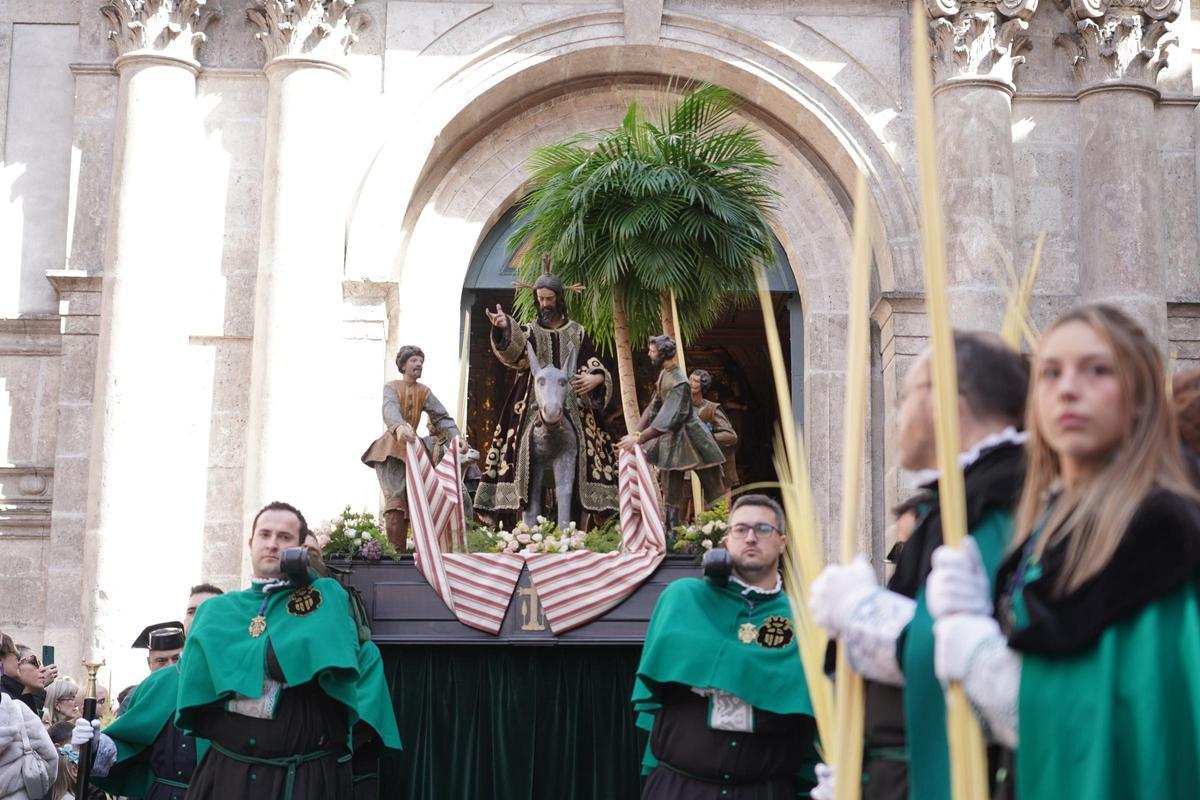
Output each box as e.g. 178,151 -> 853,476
286,587 -> 322,617
737,622 -> 758,644
248,615 -> 266,638
756,616 -> 794,649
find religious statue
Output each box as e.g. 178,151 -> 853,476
690,369 -> 739,489
361,345 -> 461,552
474,271 -> 619,525
617,335 -> 726,528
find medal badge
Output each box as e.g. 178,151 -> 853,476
756,615 -> 795,649
248,615 -> 267,638
737,622 -> 759,644
287,586 -> 323,616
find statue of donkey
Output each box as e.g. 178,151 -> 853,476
523,341 -> 578,530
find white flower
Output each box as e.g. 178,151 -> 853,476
536,515 -> 546,524
568,521 -> 577,529
500,532 -> 514,542
532,533 -> 543,542
702,522 -> 714,535
332,516 -> 344,527
702,539 -> 714,550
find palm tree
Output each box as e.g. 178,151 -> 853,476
507,83 -> 780,432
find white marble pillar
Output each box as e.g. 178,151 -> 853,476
242,1 -> 362,548
1058,0 -> 1180,341
84,0 -> 215,681
927,0 -> 1038,332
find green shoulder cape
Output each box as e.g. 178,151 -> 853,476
92,664 -> 209,797
901,506 -> 1012,800
175,577 -> 401,750
1015,580 -> 1200,799
632,577 -> 813,720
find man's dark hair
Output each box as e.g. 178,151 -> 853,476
954,331 -> 1028,427
533,273 -> 569,319
648,334 -> 677,360
730,493 -> 785,532
0,632 -> 13,659
188,583 -> 224,597
115,684 -> 137,715
251,501 -> 310,539
395,345 -> 425,374
690,369 -> 713,393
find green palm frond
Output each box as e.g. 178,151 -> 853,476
507,83 -> 780,351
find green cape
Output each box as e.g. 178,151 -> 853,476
1015,580 -> 1200,798
901,507 -> 1012,800
92,664 -> 209,797
175,577 -> 401,750
632,576 -> 813,718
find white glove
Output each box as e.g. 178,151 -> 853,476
934,614 -> 1020,747
71,718 -> 99,747
809,556 -> 878,636
811,762 -> 835,800
926,538 -> 992,619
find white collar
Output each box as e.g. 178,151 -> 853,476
729,572 -> 782,596
911,426 -> 1027,488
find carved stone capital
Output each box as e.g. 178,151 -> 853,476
246,0 -> 363,66
1055,0 -> 1181,92
928,8 -> 1035,87
100,0 -> 218,65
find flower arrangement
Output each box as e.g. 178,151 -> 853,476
672,500 -> 730,559
315,507 -> 400,561
465,514 -> 623,554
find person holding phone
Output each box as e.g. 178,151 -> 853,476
0,636 -> 57,716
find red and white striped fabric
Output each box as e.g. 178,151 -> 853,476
523,445 -> 666,633
406,438 -> 523,634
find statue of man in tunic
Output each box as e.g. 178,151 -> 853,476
361,345 -> 461,551
473,272 -> 619,524
618,335 -> 726,528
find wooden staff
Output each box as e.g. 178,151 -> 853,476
76,658 -> 105,798
456,309 -> 471,434
669,289 -> 705,519
910,4 -> 991,798
832,169 -> 872,800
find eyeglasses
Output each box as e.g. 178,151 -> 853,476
727,523 -> 782,539
18,655 -> 40,668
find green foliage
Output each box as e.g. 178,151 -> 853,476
582,514 -> 623,553
508,83 -> 780,352
316,506 -> 398,561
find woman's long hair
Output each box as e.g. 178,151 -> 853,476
1014,304 -> 1200,593
43,677 -> 80,725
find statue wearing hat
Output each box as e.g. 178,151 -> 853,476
475,266 -> 619,524
360,345 -> 465,552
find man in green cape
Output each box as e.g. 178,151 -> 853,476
808,333 -> 1028,800
174,501 -> 401,800
71,585 -> 224,799
632,494 -> 820,798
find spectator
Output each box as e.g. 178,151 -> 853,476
0,639 -> 56,716
0,690 -> 58,797
44,677 -> 81,726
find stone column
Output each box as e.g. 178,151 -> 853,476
1057,0 -> 1180,340
927,0 -> 1038,332
242,1 -> 362,545
85,0 -> 215,680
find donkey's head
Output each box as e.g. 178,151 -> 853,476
526,341 -> 577,428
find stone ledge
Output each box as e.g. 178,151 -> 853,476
0,319 -> 61,356
0,466 -> 53,539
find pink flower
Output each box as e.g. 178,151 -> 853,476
506,540 -> 520,552
527,543 -> 541,553
316,532 -> 331,549
516,533 -> 531,544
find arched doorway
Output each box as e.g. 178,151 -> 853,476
461,205 -> 805,502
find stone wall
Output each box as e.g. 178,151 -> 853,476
0,0 -> 1195,685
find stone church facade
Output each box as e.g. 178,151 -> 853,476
1,0 -> 1197,682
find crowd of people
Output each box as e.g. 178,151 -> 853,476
3,301 -> 1200,800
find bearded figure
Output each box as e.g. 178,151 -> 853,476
474,273 -> 619,522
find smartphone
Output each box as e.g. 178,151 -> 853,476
41,645 -> 54,667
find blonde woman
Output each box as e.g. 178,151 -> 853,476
43,678 -> 80,726
929,304 -> 1200,798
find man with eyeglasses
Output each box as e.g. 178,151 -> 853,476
633,494 -> 820,798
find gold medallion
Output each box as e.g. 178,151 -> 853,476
248,615 -> 267,638
737,622 -> 758,644
756,616 -> 795,649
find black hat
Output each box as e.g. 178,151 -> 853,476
131,621 -> 185,650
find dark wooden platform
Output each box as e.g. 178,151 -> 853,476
333,555 -> 701,645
